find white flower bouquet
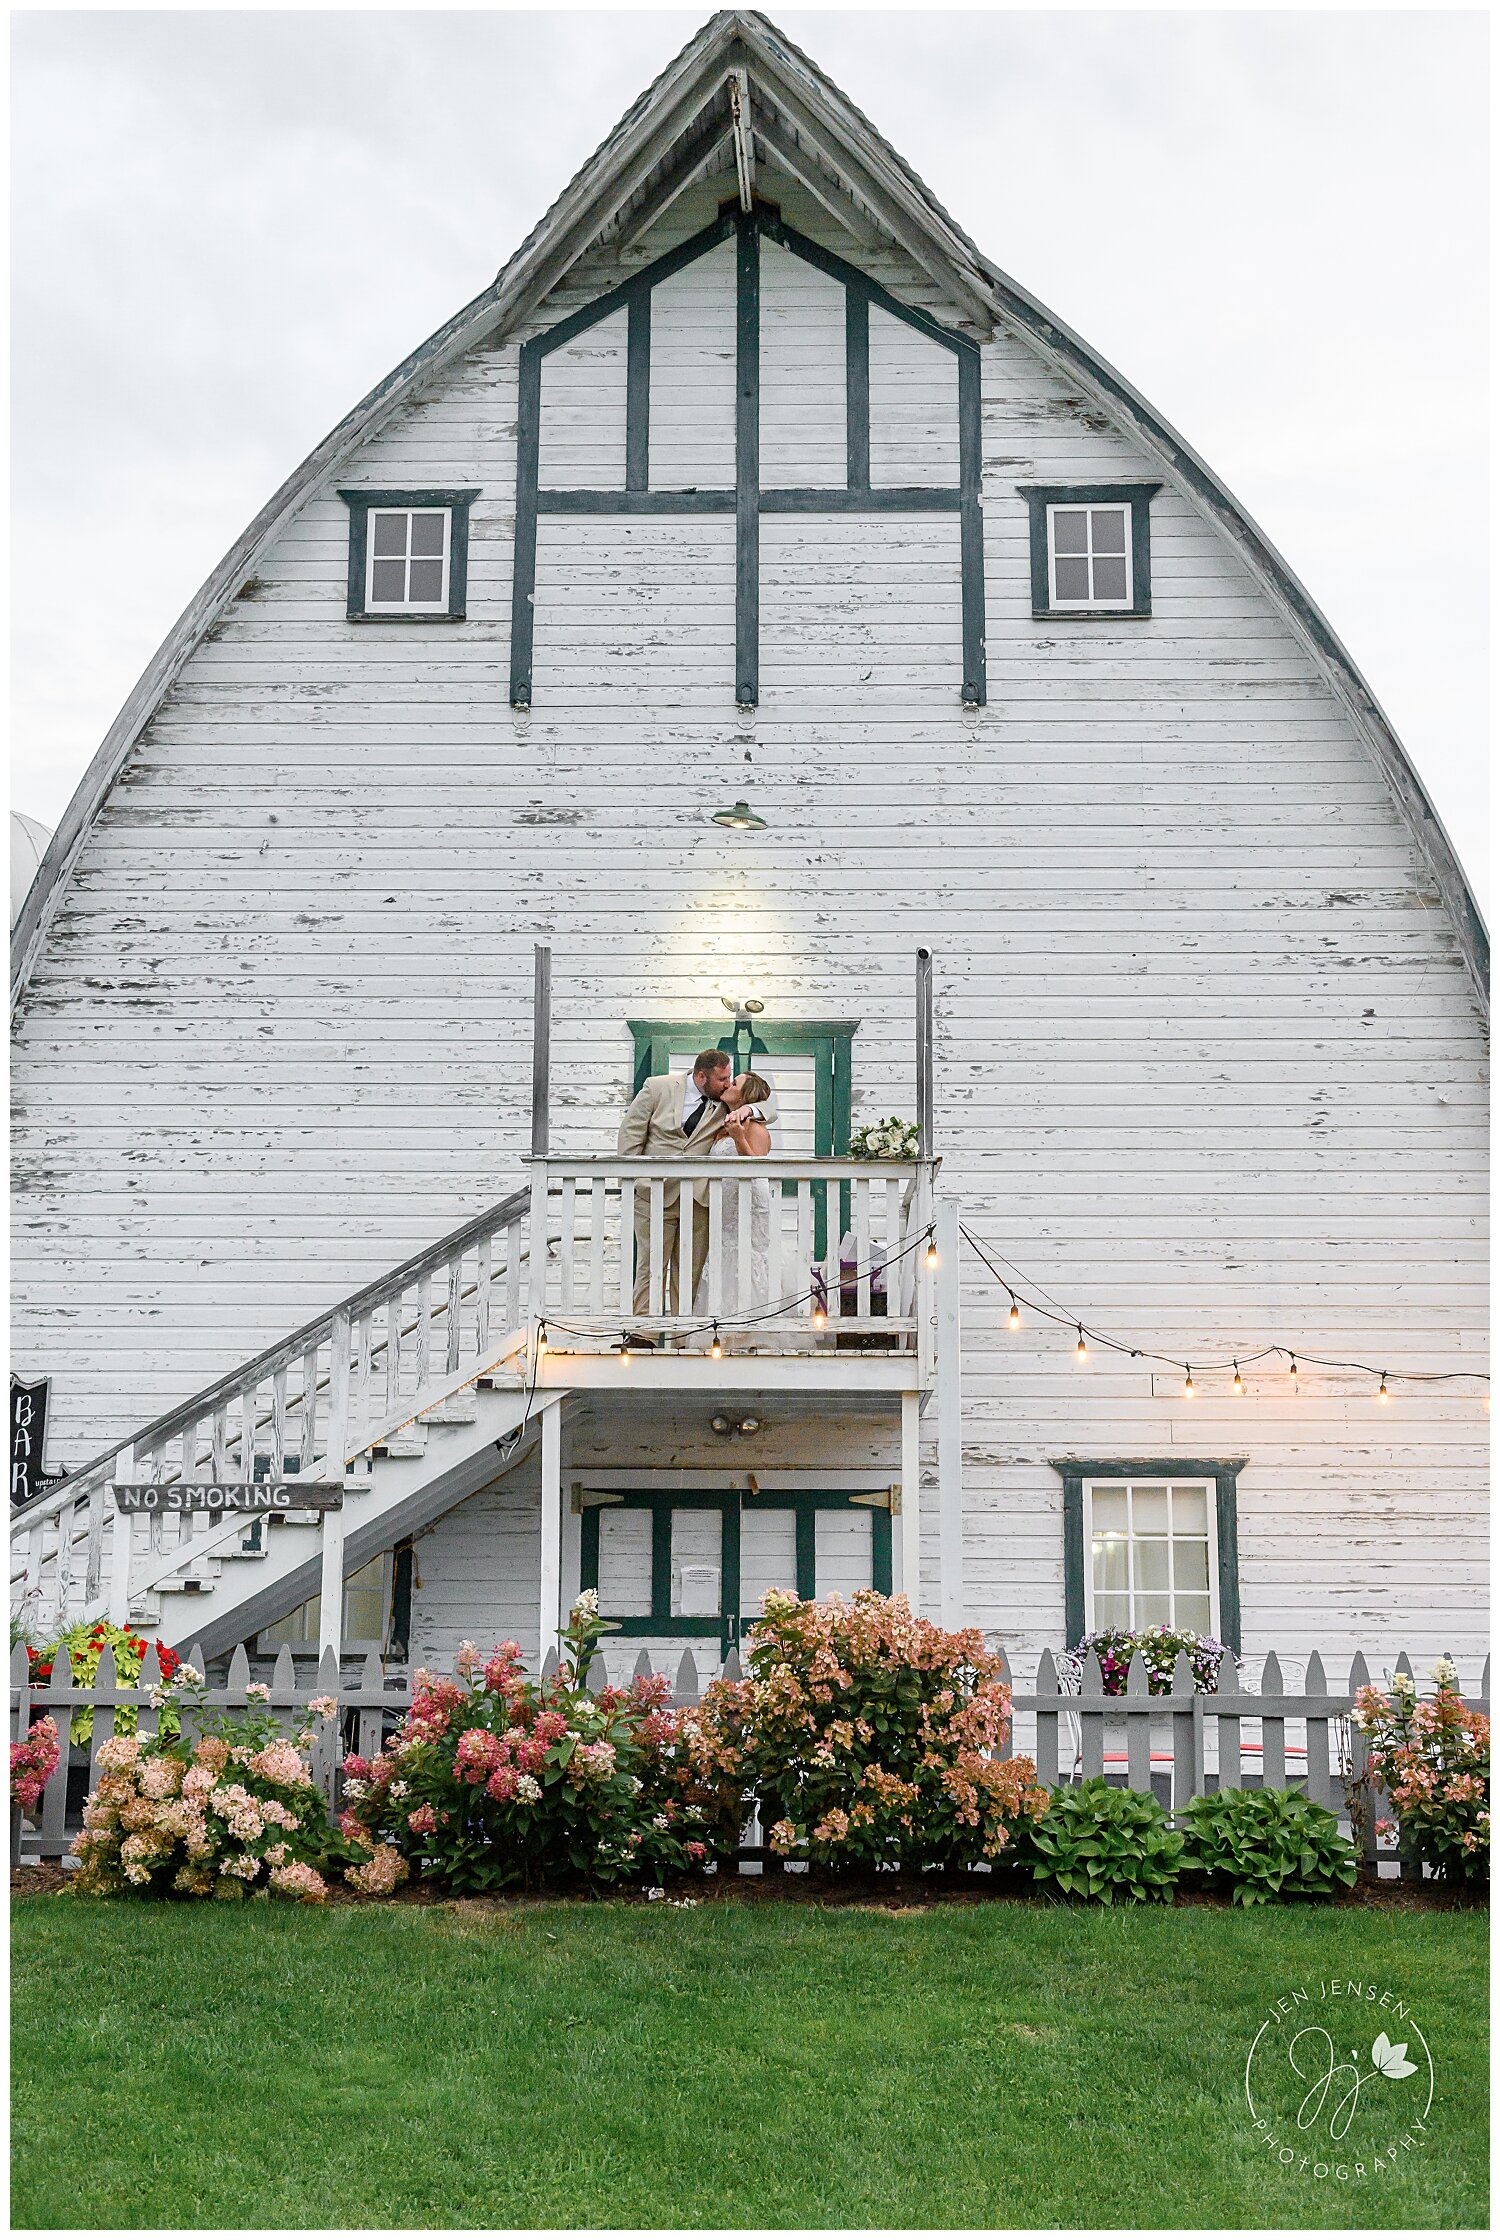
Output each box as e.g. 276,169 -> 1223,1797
849,1116 -> 921,1160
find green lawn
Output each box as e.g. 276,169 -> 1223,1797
11,1892 -> 1488,2230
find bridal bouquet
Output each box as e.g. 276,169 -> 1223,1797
850,1117 -> 920,1160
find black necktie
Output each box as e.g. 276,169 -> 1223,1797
683,1094 -> 706,1137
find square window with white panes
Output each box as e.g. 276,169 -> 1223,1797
1047,502 -> 1132,608
366,507 -> 452,612
1083,1477 -> 1218,1636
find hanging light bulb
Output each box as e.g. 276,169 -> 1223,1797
925,1232 -> 939,1269
1232,1362 -> 1245,1396
1075,1326 -> 1088,1363
811,1299 -> 827,1331
1007,1292 -> 1021,1331
1288,1353 -> 1298,1382
1183,1366 -> 1195,1399
535,1321 -> 549,1359
1377,1372 -> 1390,1403
710,1324 -> 723,1360
617,1334 -> 631,1362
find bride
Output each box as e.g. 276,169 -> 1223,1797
692,1070 -> 774,1346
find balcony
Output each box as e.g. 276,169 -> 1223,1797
527,1153 -> 928,1359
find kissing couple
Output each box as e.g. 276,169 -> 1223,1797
617,1048 -> 777,1346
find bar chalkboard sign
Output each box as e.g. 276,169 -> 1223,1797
111,1482 -> 344,1515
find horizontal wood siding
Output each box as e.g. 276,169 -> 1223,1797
759,238 -> 845,488
11,166 -> 1486,1674
538,306 -> 627,490
868,301 -> 958,487
648,239 -> 737,489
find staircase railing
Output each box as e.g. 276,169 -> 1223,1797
11,1186 -> 533,1639
12,1154 -> 932,1639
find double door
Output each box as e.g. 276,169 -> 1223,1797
580,1488 -> 892,1658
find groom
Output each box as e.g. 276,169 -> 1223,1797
617,1049 -> 733,1333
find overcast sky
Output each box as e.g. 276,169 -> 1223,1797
11,6 -> 1490,907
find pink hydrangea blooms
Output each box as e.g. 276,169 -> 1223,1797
10,1717 -> 61,1813
571,1740 -> 617,1783
269,1860 -> 328,1902
345,1842 -> 409,1897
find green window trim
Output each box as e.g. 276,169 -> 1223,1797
580,1488 -> 892,1653
1053,1457 -> 1243,1654
1021,483 -> 1159,620
339,487 -> 480,621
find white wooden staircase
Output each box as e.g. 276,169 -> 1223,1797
10,1186 -> 540,1662
11,1154 -> 931,1662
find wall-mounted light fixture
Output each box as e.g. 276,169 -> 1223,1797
711,799 -> 766,832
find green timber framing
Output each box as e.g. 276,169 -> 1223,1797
1054,1457 -> 1245,1655
580,1487 -> 894,1654
509,198 -> 985,708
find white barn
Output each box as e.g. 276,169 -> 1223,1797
11,13 -> 1487,1689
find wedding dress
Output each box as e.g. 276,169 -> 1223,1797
692,1130 -> 773,1344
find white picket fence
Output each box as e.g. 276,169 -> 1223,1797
11,1639 -> 1486,1879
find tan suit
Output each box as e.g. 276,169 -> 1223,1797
617,1072 -> 727,1319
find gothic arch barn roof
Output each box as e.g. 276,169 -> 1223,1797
12,8 -> 1486,1010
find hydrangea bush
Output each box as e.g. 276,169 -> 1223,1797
697,1589 -> 1047,1871
1352,1659 -> 1489,1883
341,1594 -> 730,1892
849,1118 -> 921,1160
72,1669 -> 342,1903
10,1715 -> 61,1813
1061,1626 -> 1228,1698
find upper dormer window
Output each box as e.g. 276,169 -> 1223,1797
1024,483 -> 1159,619
338,487 -> 479,621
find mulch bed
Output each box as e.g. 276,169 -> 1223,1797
12,1862 -> 1483,1911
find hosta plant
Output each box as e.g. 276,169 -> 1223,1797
1352,1660 -> 1489,1883
1062,1626 -> 1227,1698
1182,1786 -> 1358,1905
72,1668 -> 341,1902
341,1594 -> 733,1892
1025,1777 -> 1185,1903
697,1589 -> 1047,1872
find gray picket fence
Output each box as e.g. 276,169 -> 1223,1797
11,1638 -> 1487,1879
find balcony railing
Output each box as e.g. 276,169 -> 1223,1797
12,1156 -> 934,1640
527,1155 -> 929,1347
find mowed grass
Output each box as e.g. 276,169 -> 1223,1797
11,1893 -> 1488,2230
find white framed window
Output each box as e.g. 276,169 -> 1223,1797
366,507 -> 451,612
1047,502 -> 1131,609
1024,482 -> 1157,618
1083,1476 -> 1218,1636
339,486 -> 478,620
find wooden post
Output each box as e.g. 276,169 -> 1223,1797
915,948 -> 934,1157
900,1390 -> 921,1615
108,1445 -> 134,1626
531,943 -> 552,1158
934,1197 -> 963,1626
538,1400 -> 562,1668
318,1311 -> 350,1662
